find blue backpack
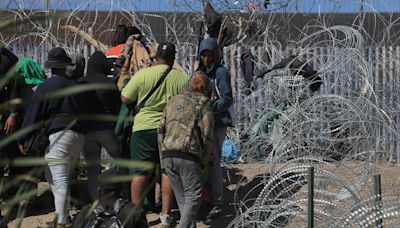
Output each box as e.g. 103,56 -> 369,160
222,140 -> 240,163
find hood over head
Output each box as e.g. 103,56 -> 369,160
16,57 -> 46,85
198,38 -> 221,72
87,51 -> 111,76
66,53 -> 85,79
0,46 -> 18,76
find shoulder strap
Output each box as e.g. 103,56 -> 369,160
214,78 -> 221,98
113,198 -> 129,215
136,67 -> 172,111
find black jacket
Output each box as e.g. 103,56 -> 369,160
0,47 -> 19,118
19,75 -> 81,143
78,51 -> 120,131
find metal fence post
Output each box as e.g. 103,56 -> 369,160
308,166 -> 314,228
374,175 -> 382,228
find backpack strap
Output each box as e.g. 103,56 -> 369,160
135,67 -> 172,114
113,198 -> 129,215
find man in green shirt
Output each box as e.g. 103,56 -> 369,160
121,42 -> 189,227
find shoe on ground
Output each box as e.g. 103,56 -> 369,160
160,213 -> 172,228
206,205 -> 223,220
44,215 -> 72,228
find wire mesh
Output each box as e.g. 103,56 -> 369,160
2,0 -> 400,227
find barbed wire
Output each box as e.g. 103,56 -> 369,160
226,5 -> 400,225
2,0 -> 400,226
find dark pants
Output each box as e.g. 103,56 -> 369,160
0,132 -> 36,199
208,126 -> 227,205
129,129 -> 160,211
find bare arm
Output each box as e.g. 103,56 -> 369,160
120,94 -> 134,104
4,115 -> 17,135
158,107 -> 168,169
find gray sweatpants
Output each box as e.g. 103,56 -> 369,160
163,157 -> 203,228
208,126 -> 227,205
45,130 -> 85,224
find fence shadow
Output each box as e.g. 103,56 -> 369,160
200,166 -> 306,227
196,166 -> 265,227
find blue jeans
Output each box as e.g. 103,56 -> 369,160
84,130 -> 120,199
45,130 -> 85,224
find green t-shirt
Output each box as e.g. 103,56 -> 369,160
121,64 -> 189,132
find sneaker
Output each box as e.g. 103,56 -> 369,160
160,213 -> 172,228
206,205 -> 223,220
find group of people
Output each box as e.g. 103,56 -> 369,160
0,24 -> 234,228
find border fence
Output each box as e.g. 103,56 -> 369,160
10,43 -> 400,162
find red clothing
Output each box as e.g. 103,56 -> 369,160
106,44 -> 124,58
106,44 -> 125,77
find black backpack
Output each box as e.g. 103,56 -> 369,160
23,126 -> 50,156
85,198 -> 128,228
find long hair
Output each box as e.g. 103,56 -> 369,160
111,24 -> 128,46
126,26 -> 142,40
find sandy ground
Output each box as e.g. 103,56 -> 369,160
5,163 -> 268,228
7,162 -> 400,227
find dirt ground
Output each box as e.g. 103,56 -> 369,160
7,162 -> 400,227
5,163 -> 268,228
